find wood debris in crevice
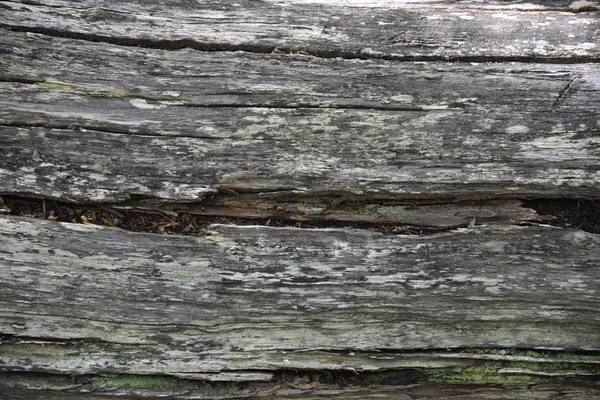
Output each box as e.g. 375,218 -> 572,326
524,198 -> 600,234
1,195 -> 598,236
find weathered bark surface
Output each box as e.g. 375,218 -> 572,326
1,215 -> 600,396
3,383 -> 600,400
1,0 -> 599,60
1,30 -> 599,203
2,0 -> 600,398
1,216 -> 599,366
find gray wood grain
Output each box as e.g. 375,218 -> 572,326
2,383 -> 599,400
1,30 -> 599,203
1,0 -> 599,60
1,380 -> 599,400
1,215 -> 599,378
2,0 -> 600,397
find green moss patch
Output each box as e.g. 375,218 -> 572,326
360,204 -> 407,220
425,363 -> 541,385
425,359 -> 599,385
90,374 -> 179,390
295,204 -> 326,215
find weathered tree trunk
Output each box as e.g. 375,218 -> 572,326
1,0 -> 599,398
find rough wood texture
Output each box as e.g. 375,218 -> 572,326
3,383 -> 600,400
1,0 -> 599,60
1,29 -> 599,203
2,0 -> 600,398
1,216 -> 599,364
2,381 -> 600,400
1,215 -> 599,396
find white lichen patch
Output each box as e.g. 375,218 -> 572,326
518,133 -> 598,164
360,48 -> 384,57
505,125 -> 530,135
129,98 -> 167,109
389,94 -> 414,103
15,173 -> 39,188
161,90 -> 181,97
461,164 -> 518,182
276,153 -> 340,176
461,136 -> 484,146
420,104 -> 450,110
154,182 -> 215,200
569,1 -> 600,12
567,18 -> 593,24
491,14 -> 520,21
453,13 -> 475,20
159,100 -> 186,106
403,111 -> 454,128
60,222 -> 106,232
551,124 -> 567,134
563,43 -> 596,56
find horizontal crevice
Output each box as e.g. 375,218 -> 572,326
0,361 -> 598,397
0,76 -> 43,84
525,198 -> 600,234
0,195 -> 448,236
176,102 -> 434,112
3,328 -> 600,361
2,24 -> 600,64
0,333 -> 103,346
4,328 -> 600,365
1,194 -> 599,237
273,346 -> 600,359
0,120 -> 238,140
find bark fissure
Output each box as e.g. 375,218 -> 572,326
2,24 -> 600,64
0,121 -> 265,141
2,194 -> 598,236
0,367 -> 596,400
552,73 -> 583,110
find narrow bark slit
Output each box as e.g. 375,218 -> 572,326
2,24 -> 600,64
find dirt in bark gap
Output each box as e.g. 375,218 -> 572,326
524,198 -> 600,234
1,195 -> 599,235
0,195 -> 440,236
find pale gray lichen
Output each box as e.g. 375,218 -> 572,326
569,1 -> 600,12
